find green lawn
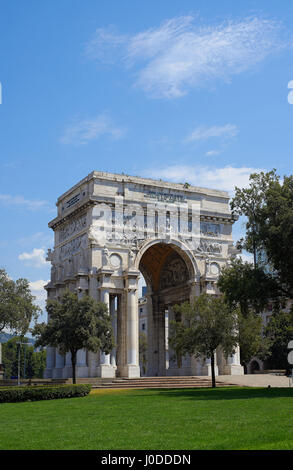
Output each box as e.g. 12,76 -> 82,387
1,387 -> 293,450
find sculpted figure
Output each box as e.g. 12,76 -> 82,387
129,249 -> 135,268
102,246 -> 109,266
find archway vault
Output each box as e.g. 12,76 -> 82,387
136,238 -> 198,293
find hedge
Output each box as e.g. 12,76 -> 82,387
0,384 -> 92,403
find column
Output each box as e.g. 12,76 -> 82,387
150,295 -> 160,376
110,295 -> 117,368
146,294 -> 155,376
88,271 -> 100,379
201,354 -> 218,377
116,293 -> 126,377
158,304 -> 166,376
89,272 -> 98,300
166,306 -> 179,376
44,346 -> 56,378
98,288 -> 115,378
54,349 -> 65,378
222,345 -> 244,375
127,288 -> 138,365
74,286 -> 90,379
119,284 -> 140,378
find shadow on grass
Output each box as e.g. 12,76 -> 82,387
129,386 -> 293,401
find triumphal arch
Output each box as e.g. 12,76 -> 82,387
44,171 -> 243,379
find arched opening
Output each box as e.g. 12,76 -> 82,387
250,360 -> 260,374
137,242 -> 195,377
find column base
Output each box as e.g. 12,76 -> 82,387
43,368 -> 53,379
222,364 -> 244,375
98,364 -> 116,378
201,364 -> 218,376
118,365 -> 140,378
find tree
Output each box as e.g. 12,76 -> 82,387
169,294 -> 239,388
231,169 -> 293,299
264,308 -> 293,372
0,268 -> 40,335
231,169 -> 279,267
218,258 -> 280,368
1,337 -> 46,379
237,310 -> 270,371
218,258 -> 282,317
255,174 -> 293,298
31,290 -> 114,383
226,169 -> 293,369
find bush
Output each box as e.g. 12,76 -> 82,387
0,384 -> 91,403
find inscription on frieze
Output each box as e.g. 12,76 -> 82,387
144,191 -> 186,204
65,193 -> 80,209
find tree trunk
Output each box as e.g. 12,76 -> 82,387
211,351 -> 216,388
71,351 -> 77,384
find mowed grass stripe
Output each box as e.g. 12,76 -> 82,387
0,387 -> 293,450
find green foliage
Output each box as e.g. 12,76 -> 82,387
218,258 -> 281,315
1,387 -> 293,450
231,169 -> 279,265
226,168 -> 293,368
231,170 -> 293,298
169,294 -> 239,387
255,174 -> 293,298
264,309 -> 293,371
237,310 -> 269,366
2,337 -> 46,379
0,384 -> 91,403
0,268 -> 40,335
31,290 -> 115,383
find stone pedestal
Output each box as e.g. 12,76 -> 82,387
222,364 -> 244,375
97,364 -> 116,378
201,356 -> 219,376
119,365 -> 141,378
222,346 -> 244,375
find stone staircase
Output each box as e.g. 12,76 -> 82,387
91,376 -> 236,389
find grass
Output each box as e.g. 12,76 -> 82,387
1,386 -> 293,450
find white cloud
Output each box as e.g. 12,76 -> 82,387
205,149 -> 223,156
29,279 -> 49,291
185,124 -> 238,142
142,164 -> 265,193
29,279 -> 49,313
60,114 -> 125,145
0,194 -> 50,211
86,15 -> 287,98
18,248 -> 49,268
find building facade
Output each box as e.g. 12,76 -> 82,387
44,171 -> 244,379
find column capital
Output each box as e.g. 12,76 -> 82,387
127,287 -> 137,294
123,269 -> 140,279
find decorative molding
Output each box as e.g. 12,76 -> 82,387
59,233 -> 87,260
59,214 -> 87,242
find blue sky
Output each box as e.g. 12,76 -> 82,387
1,0 -> 293,322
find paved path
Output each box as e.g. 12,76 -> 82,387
215,374 -> 293,388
